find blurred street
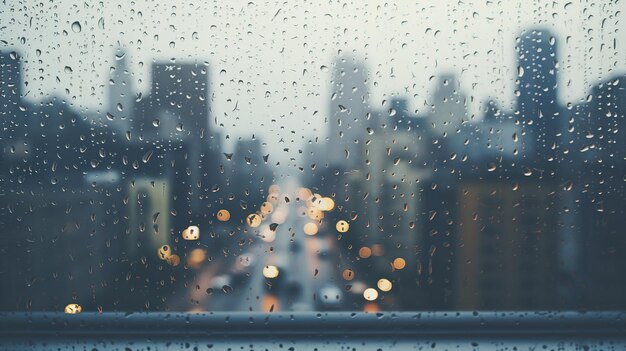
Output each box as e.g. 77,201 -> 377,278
171,180 -> 345,312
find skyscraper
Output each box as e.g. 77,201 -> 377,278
427,73 -> 468,136
137,61 -> 210,140
455,180 -> 560,309
326,56 -> 370,167
0,51 -> 22,123
135,61 -> 212,212
107,50 -> 135,130
515,28 -> 562,163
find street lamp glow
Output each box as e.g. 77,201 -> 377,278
263,265 -> 280,279
377,278 -> 392,292
363,288 -> 378,301
392,257 -> 406,270
303,222 -> 318,235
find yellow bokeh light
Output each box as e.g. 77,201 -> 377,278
320,197 -> 335,211
64,303 -> 82,314
363,288 -> 378,301
246,213 -> 262,227
158,245 -> 172,260
260,202 -> 274,214
167,254 -> 181,267
392,257 -> 406,270
267,193 -> 279,204
303,222 -> 318,235
259,225 -> 276,243
307,207 -> 324,220
182,225 -> 200,240
296,187 -> 313,201
217,209 -> 231,222
358,247 -> 372,258
187,248 -> 207,269
377,278 -> 392,292
263,265 -> 280,279
335,220 -> 349,233
342,269 -> 355,281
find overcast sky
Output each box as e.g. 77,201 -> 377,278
1,0 -> 624,163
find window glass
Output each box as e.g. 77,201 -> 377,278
0,1 -> 624,312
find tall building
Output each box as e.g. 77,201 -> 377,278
463,99 -> 526,162
0,51 -> 21,117
326,56 -> 370,167
455,180 -> 560,309
0,51 -> 24,164
133,61 -> 213,212
515,28 -> 562,163
427,73 -> 468,137
574,74 -> 626,309
107,50 -> 135,131
146,62 -> 209,138
338,98 -> 437,309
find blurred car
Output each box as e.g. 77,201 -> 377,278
209,274 -> 233,294
315,283 -> 343,310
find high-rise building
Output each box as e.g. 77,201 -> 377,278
326,56 -> 370,167
107,50 -> 135,131
147,62 -> 209,138
515,28 -> 562,163
133,61 -> 213,212
427,73 -> 468,137
338,98 -> 436,309
455,180 -> 560,309
574,74 -> 626,309
0,51 -> 21,116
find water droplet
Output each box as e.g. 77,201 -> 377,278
142,150 -> 153,163
71,21 -> 81,33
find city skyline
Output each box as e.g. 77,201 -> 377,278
3,28 -> 624,169
1,0 -> 623,164
1,19 -> 625,312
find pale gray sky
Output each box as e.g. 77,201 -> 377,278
1,0 -> 624,161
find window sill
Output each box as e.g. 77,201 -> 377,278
1,312 -> 624,349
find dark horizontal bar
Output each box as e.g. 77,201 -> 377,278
0,312 -> 625,338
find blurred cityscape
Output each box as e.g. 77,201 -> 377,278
0,27 -> 624,312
